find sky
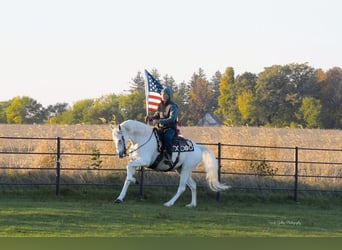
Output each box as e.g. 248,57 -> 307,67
0,0 -> 341,107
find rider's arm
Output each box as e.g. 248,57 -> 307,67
152,111 -> 160,120
159,104 -> 178,125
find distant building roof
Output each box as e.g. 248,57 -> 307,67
198,113 -> 220,126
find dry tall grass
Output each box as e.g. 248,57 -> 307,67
0,124 -> 341,189
181,126 -> 342,190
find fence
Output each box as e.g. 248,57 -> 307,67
0,136 -> 341,201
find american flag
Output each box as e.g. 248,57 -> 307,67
145,70 -> 163,112
144,69 -> 183,136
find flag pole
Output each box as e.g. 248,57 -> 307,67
144,69 -> 150,123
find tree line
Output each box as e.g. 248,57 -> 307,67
0,63 -> 341,129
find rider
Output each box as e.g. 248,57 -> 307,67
145,86 -> 178,164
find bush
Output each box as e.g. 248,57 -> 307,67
249,159 -> 278,176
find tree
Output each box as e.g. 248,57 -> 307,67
129,71 -> 145,92
186,69 -> 214,125
288,63 -> 319,98
57,95 -> 122,125
173,81 -> 190,124
254,64 -> 318,127
95,94 -> 121,123
209,71 -> 221,113
6,96 -> 47,124
237,90 -> 256,124
24,97 -> 47,123
68,99 -> 94,124
119,90 -> 146,121
235,72 -> 257,95
53,109 -> 73,124
255,65 -> 291,126
82,94 -> 121,124
46,103 -> 69,123
150,68 -> 161,81
235,72 -> 257,125
298,97 -> 322,128
188,77 -> 213,125
215,67 -> 241,125
0,101 -> 10,123
162,74 -> 178,92
319,67 -> 342,129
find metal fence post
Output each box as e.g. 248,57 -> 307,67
56,136 -> 61,196
216,142 -> 222,202
294,146 -> 299,202
139,166 -> 145,199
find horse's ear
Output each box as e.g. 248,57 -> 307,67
99,117 -> 107,124
111,115 -> 117,125
109,115 -> 117,130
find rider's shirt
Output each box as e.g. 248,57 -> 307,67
153,100 -> 178,130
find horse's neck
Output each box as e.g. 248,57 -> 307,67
124,121 -> 152,145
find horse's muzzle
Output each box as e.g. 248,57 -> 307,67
118,152 -> 126,158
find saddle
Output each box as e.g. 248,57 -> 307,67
150,128 -> 194,171
153,128 -> 194,153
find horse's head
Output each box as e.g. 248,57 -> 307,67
110,124 -> 127,158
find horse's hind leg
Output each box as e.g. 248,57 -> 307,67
185,176 -> 197,208
163,169 -> 189,207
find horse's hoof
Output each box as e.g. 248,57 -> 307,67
114,198 -> 123,203
163,202 -> 172,207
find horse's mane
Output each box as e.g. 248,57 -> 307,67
120,120 -> 152,137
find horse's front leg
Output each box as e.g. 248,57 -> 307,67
114,164 -> 137,203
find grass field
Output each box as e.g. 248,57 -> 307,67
1,187 -> 342,237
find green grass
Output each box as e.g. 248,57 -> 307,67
0,186 -> 342,237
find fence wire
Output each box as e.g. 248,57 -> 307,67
0,136 -> 341,201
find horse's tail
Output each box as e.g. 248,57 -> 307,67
199,145 -> 231,192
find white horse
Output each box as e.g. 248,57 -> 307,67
110,120 -> 230,207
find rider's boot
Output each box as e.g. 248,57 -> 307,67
163,151 -> 173,165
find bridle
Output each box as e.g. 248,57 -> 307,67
117,125 -> 155,158
117,125 -> 127,158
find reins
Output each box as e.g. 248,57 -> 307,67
119,126 -> 155,156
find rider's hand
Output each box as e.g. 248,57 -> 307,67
152,119 -> 159,126
144,115 -> 152,123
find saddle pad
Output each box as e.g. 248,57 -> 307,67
172,138 -> 194,152
153,129 -> 194,153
